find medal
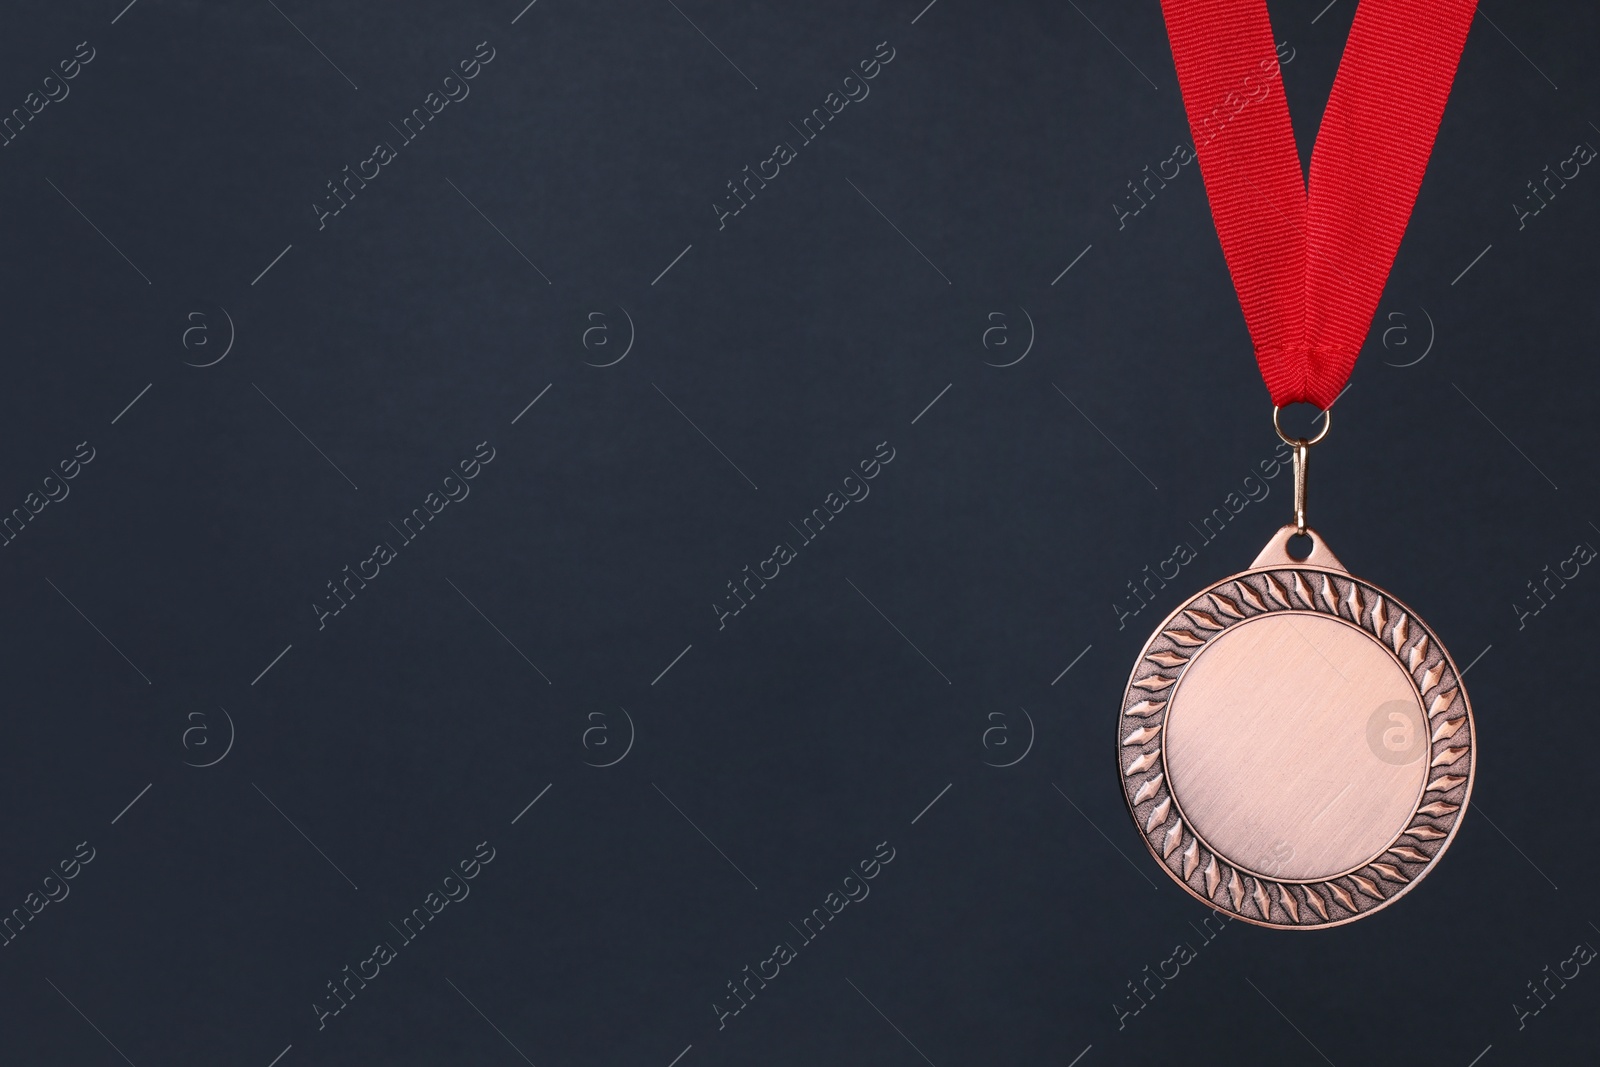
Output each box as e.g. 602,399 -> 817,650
1120,0 -> 1479,927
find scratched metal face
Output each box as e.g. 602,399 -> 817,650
1164,612 -> 1429,882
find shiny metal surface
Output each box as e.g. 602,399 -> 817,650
1163,613 -> 1426,881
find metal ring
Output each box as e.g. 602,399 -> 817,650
1272,404 -> 1331,447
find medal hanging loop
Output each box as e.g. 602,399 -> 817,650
1293,441 -> 1310,535
1273,405 -> 1329,536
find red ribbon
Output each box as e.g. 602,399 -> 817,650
1159,0 -> 1476,408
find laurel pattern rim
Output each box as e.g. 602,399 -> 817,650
1118,565 -> 1474,929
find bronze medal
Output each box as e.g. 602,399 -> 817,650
1118,426 -> 1474,927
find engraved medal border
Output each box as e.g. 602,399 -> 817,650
1117,526 -> 1475,929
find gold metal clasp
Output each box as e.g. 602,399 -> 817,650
1292,439 -> 1310,535
1272,405 -> 1331,537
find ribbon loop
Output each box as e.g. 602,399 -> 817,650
1160,0 -> 1477,408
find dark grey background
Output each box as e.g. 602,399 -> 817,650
0,0 -> 1594,1064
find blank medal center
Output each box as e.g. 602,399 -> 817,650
1163,612 -> 1425,882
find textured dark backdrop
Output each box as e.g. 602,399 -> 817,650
0,0 -> 1595,1064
